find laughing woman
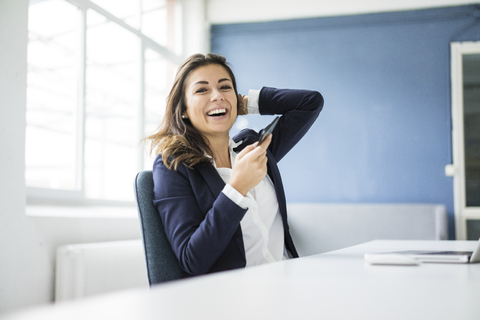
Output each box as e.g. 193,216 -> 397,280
147,53 -> 323,276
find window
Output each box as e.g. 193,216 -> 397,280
26,0 -> 181,205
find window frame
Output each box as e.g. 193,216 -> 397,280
26,0 -> 183,207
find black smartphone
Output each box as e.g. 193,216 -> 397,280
258,116 -> 280,145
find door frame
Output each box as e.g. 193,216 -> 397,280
451,41 -> 480,240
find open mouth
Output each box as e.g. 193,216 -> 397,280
207,108 -> 227,117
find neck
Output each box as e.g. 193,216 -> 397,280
208,134 -> 231,168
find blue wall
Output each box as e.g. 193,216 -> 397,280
211,5 -> 480,239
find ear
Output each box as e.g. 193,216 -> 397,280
182,114 -> 187,119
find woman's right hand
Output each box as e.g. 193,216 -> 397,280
228,134 -> 272,196
237,94 -> 248,116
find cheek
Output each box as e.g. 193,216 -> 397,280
184,96 -> 201,116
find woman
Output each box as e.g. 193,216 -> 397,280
148,53 -> 323,276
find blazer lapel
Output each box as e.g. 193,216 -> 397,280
196,163 -> 226,198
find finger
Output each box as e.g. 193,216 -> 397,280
237,138 -> 268,161
238,141 -> 260,157
251,147 -> 269,163
237,94 -> 243,107
237,143 -> 255,155
261,155 -> 268,167
255,135 -> 272,154
237,94 -> 247,115
257,133 -> 272,148
235,143 -> 257,161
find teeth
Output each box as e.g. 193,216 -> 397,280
207,108 -> 226,116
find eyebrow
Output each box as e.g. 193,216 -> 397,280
191,78 -> 232,88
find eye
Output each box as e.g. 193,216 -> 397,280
221,85 -> 232,90
195,88 -> 207,93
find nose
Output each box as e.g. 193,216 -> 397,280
211,88 -> 224,102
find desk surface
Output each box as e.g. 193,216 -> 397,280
4,240 -> 480,320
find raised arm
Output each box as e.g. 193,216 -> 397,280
257,87 -> 324,162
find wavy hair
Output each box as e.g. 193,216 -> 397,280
146,53 -> 239,170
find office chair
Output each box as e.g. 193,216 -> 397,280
134,170 -> 189,285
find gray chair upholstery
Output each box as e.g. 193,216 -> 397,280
134,170 -> 189,285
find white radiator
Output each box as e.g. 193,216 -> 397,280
55,240 -> 149,301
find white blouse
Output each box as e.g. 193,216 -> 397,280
213,89 -> 288,267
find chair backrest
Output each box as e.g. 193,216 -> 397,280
134,170 -> 189,285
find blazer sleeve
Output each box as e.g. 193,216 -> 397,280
258,87 -> 324,162
152,157 -> 247,276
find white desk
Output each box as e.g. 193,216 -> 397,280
3,240 -> 480,320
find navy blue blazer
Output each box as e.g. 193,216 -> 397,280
152,87 -> 323,276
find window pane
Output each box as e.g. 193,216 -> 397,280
26,0 -> 79,190
143,48 -> 177,169
91,0 -> 178,51
463,54 -> 480,207
85,10 -> 138,201
142,0 -> 168,47
143,0 -> 181,53
91,0 -> 141,28
466,219 -> 480,240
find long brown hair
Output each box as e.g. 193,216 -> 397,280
146,53 -> 239,170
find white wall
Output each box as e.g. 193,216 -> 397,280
206,0 -> 480,24
0,0 -> 49,313
181,0 -> 210,56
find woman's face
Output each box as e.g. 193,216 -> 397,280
183,64 -> 237,142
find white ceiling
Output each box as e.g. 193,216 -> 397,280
206,0 -> 480,24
